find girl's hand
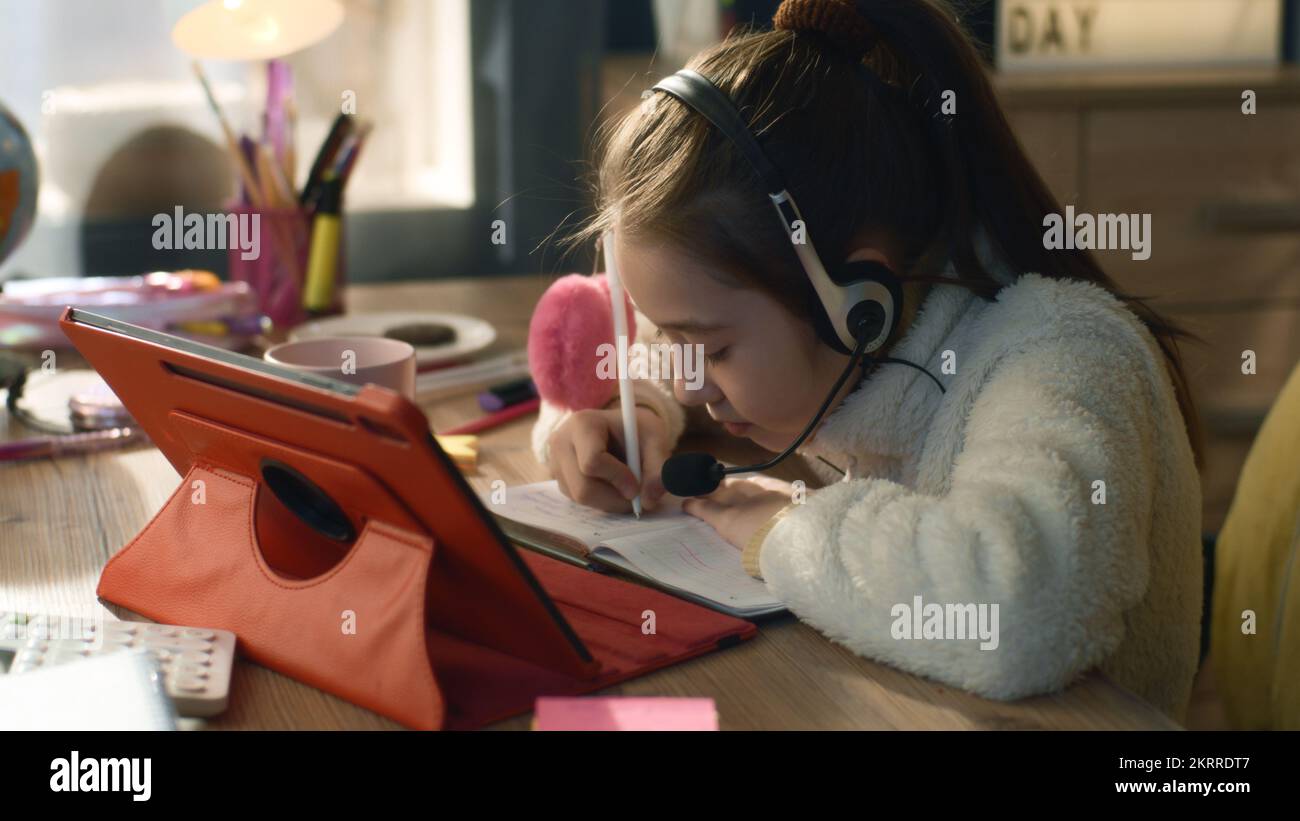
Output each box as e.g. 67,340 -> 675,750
545,406 -> 671,514
682,476 -> 796,549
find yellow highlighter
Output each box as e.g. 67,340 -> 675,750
303,171 -> 342,313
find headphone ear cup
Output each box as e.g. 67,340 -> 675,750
833,259 -> 897,290
833,260 -> 904,350
809,302 -> 853,355
828,259 -> 889,287
847,300 -> 887,347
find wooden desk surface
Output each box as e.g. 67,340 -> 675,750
0,275 -> 1179,730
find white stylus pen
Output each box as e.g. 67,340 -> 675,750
603,231 -> 642,519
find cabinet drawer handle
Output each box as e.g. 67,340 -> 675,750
1200,200 -> 1300,233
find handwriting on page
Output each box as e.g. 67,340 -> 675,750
599,529 -> 773,609
499,482 -> 689,545
495,481 -> 780,613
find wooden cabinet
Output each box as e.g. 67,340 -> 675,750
1001,67 -> 1300,530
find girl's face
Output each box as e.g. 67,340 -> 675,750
616,233 -> 858,453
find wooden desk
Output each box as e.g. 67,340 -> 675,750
0,276 -> 1179,730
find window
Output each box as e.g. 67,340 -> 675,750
0,0 -> 473,279
0,0 -> 602,282
283,0 -> 473,209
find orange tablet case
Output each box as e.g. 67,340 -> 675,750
60,308 -> 756,729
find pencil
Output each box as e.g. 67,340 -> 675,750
192,61 -> 264,209
0,427 -> 145,463
439,397 -> 541,436
333,120 -> 373,188
286,99 -> 298,192
255,142 -> 295,209
192,60 -> 302,286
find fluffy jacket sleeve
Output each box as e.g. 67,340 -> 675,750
530,311 -> 688,467
757,330 -> 1162,701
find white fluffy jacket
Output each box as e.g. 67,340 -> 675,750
531,268 -> 1204,722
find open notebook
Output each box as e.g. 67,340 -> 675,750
484,481 -> 784,619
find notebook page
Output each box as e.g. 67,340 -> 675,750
491,481 -> 781,613
595,528 -> 778,612
489,481 -> 690,550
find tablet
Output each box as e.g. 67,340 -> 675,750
59,307 -> 596,679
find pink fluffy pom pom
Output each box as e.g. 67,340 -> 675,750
527,273 -> 636,411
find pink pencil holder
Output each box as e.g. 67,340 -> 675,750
226,205 -> 346,330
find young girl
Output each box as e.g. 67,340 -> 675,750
531,0 -> 1204,721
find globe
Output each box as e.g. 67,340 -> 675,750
0,100 -> 39,268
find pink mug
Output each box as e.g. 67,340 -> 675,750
265,337 -> 417,399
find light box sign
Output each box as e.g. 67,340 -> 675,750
997,0 -> 1282,71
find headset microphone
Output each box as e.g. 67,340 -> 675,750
661,328 -> 873,497
661,452 -> 727,498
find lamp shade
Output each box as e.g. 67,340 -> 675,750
172,0 -> 343,61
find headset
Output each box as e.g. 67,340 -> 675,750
645,67 -> 944,497
650,69 -> 902,357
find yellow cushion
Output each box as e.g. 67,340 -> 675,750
1211,363 -> 1300,729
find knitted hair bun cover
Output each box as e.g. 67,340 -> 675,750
773,0 -> 876,60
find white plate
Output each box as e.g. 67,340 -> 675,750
289,312 -> 496,367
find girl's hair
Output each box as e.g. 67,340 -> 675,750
565,0 -> 1204,469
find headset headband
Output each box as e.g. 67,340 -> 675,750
651,70 -> 786,196
647,69 -> 898,355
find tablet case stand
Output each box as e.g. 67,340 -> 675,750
96,417 -> 756,731
63,308 -> 757,730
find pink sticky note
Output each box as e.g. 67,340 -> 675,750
533,697 -> 719,731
